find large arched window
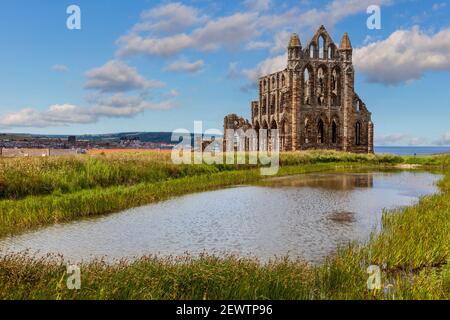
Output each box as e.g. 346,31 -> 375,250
270,95 -> 276,114
303,67 -> 313,105
318,119 -> 325,144
304,118 -> 310,144
318,36 -> 325,59
317,67 -> 326,106
280,120 -> 286,151
309,44 -> 315,58
332,121 -> 338,144
355,122 -> 361,145
331,68 -> 341,106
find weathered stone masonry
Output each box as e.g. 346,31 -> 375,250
224,26 -> 374,154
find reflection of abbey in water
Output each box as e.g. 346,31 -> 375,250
265,173 -> 374,191
224,26 -> 374,154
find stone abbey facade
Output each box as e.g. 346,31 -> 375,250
224,26 -> 374,153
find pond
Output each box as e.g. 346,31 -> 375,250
0,171 -> 442,264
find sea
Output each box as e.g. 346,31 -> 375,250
375,146 -> 450,156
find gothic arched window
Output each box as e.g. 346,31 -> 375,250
317,67 -> 326,106
304,118 -> 310,144
303,67 -> 313,105
319,36 -> 325,59
309,45 -> 315,58
355,122 -> 361,145
332,121 -> 338,144
318,119 -> 325,144
331,68 -> 341,106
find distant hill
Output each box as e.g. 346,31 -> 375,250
0,132 -> 193,144
73,132 -> 175,143
0,132 -> 221,144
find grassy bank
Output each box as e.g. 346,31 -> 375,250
0,151 -> 449,300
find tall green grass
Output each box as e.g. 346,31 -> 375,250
0,151 -> 448,300
3,150 -> 443,200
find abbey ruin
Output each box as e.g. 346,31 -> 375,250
224,26 -> 374,154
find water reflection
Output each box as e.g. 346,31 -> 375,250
263,173 -> 374,190
0,171 -> 442,264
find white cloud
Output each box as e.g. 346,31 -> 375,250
51,64 -> 69,73
85,60 -> 164,93
435,132 -> 450,146
375,133 -> 409,145
375,133 -> 430,146
164,89 -> 179,98
0,105 -> 96,128
271,31 -> 291,53
432,2 -> 447,11
242,53 -> 287,83
91,94 -> 175,117
408,137 -> 428,146
245,41 -> 272,50
244,0 -> 272,12
134,3 -> 207,33
354,27 -> 450,85
165,59 -> 205,73
118,0 -> 392,58
0,94 -> 176,128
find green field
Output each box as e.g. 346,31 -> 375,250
0,151 -> 449,300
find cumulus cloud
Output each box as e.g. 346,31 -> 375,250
271,31 -> 291,54
0,94 -> 176,128
117,12 -> 260,57
354,26 -> 450,85
165,59 -> 205,73
245,41 -> 272,50
118,0 -> 392,58
242,53 -> 287,83
51,64 -> 69,73
85,60 -> 164,93
0,105 -> 96,128
133,2 -> 207,33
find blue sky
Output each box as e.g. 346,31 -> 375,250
0,0 -> 449,145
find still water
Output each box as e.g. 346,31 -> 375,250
0,171 -> 442,263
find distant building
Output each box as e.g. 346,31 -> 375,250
68,136 -> 77,145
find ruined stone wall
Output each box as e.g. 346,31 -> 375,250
225,26 -> 374,154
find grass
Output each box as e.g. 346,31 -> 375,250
0,150 -> 449,300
